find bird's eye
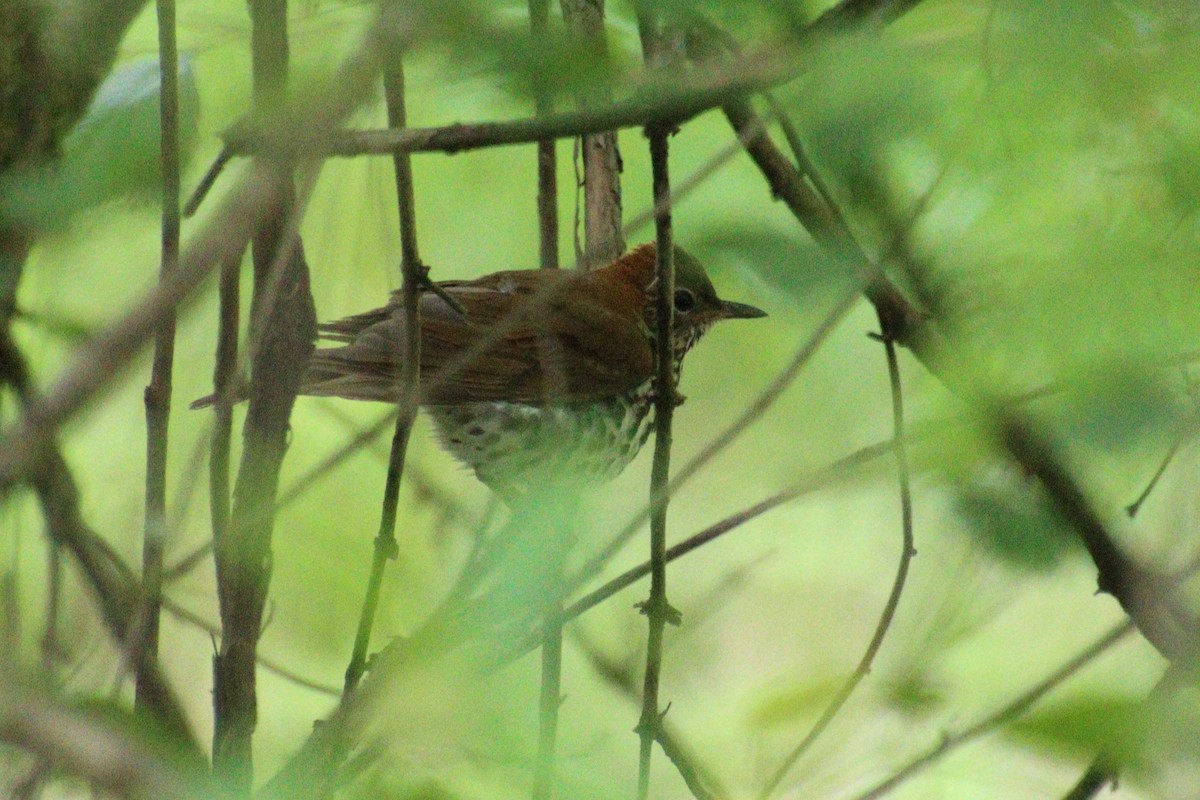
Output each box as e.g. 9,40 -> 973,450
673,288 -> 697,314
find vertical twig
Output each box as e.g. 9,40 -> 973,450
530,0 -> 559,269
529,3 -> 564,797
634,10 -> 680,797
635,123 -> 675,800
137,0 -> 180,713
41,546 -> 63,669
342,49 -> 422,697
533,570 -> 564,800
209,250 -> 242,559
212,0 -> 317,792
559,0 -> 624,267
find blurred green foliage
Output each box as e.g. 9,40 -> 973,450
0,55 -> 201,230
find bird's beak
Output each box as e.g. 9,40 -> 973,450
720,299 -> 768,320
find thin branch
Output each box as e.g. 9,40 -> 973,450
533,510 -> 567,800
529,4 -> 564,793
635,9 -> 679,792
531,0 -> 559,269
849,621 -> 1135,800
1059,759 -> 1116,800
573,632 -> 724,800
565,437 -> 897,630
343,48 -> 423,699
0,674 -> 209,800
218,51 -> 793,158
161,599 -> 339,696
136,0 -> 181,713
757,334 -> 915,799
570,279 -> 864,598
209,249 -> 242,570
1125,404 -> 1200,517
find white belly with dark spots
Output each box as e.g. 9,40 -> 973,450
429,381 -> 655,498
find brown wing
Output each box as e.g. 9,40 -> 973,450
302,269 -> 653,405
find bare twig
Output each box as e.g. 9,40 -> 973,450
574,632 -> 723,800
634,10 -> 680,795
343,49 -> 423,699
757,334 -> 916,799
209,249 -> 242,567
0,673 -> 209,800
532,505 -> 568,800
531,0 -> 559,270
136,0 -> 181,714
570,279 -> 864,597
528,4 -> 565,794
219,53 -> 792,158
0,333 -> 195,747
161,599 -> 338,696
1059,759 -> 1116,800
1126,404 -> 1200,517
849,621 -> 1134,800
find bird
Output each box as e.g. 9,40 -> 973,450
203,243 -> 765,499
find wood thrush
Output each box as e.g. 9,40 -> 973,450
205,243 -> 765,498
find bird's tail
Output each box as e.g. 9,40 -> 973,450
190,345 -> 397,409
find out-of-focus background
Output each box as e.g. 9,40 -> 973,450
4,1 -> 1200,798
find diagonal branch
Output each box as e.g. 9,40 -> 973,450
709,8 -> 1198,667
0,332 -> 196,748
850,621 -> 1134,800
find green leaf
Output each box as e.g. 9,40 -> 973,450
0,54 -> 201,229
1006,693 -> 1144,765
953,465 -> 1078,572
693,226 -> 861,306
1052,365 -> 1184,456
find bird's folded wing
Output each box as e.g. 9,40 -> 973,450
304,270 -> 653,405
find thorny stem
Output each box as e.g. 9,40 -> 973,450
635,121 -> 677,800
343,51 -> 423,697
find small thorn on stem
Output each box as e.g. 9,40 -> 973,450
414,263 -> 468,317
